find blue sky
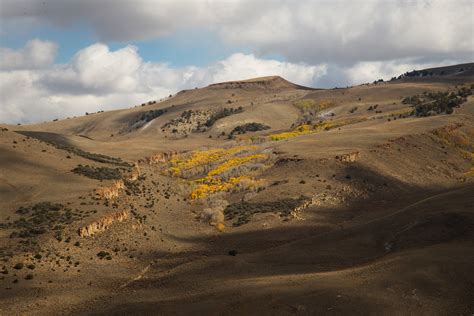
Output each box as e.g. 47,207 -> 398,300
0,0 -> 472,124
0,23 -> 246,66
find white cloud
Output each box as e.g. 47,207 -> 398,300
40,43 -> 142,95
343,59 -> 463,84
1,0 -> 472,65
0,42 -> 327,124
0,39 -> 57,70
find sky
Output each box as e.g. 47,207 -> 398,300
0,0 -> 473,124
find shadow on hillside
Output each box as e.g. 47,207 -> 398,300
85,181 -> 474,314
133,164 -> 474,283
6,163 -> 474,314
16,130 -> 75,147
85,284 -> 390,315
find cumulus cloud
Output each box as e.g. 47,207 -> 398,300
40,43 -> 142,95
0,39 -> 57,70
0,42 -> 327,124
1,0 -> 472,65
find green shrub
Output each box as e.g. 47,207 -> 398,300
71,165 -> 122,180
17,132 -> 132,167
403,87 -> 472,117
205,107 -> 243,128
13,263 -> 23,270
97,251 -> 110,259
224,196 -> 308,226
229,123 -> 270,138
5,202 -> 82,247
129,108 -> 168,130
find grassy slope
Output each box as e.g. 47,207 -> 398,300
0,71 -> 473,314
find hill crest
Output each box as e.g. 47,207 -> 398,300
207,75 -> 315,90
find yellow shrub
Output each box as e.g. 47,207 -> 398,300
319,100 -> 334,110
314,117 -> 367,132
270,124 -> 312,141
164,145 -> 271,200
207,153 -> 267,177
216,222 -> 225,232
293,99 -> 334,111
167,145 -> 257,176
190,176 -> 248,199
293,99 -> 316,110
465,167 -> 474,176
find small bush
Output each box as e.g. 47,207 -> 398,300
13,263 -> 24,270
349,106 -> 358,113
97,251 -> 110,259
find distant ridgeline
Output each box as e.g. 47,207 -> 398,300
391,63 -> 474,81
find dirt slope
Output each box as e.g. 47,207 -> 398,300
1,65 -> 473,315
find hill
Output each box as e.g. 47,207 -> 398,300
0,64 -> 473,315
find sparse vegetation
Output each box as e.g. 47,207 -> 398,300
402,87 -> 472,117
2,202 -> 82,246
270,124 -> 313,141
18,132 -> 132,167
349,106 -> 358,113
128,108 -> 168,131
13,263 -> 24,270
161,109 -> 212,134
204,107 -> 243,128
224,196 -> 308,226
229,123 -> 270,138
97,251 -> 110,259
72,165 -> 123,180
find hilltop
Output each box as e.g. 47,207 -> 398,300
0,63 -> 473,315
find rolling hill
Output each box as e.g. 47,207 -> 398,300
1,63 -> 473,315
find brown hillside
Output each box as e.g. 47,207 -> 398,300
1,64 -> 473,315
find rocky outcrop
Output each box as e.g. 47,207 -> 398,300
335,151 -> 359,162
161,109 -> 212,135
125,165 -> 141,181
145,151 -> 178,165
78,210 -> 129,237
95,180 -> 125,200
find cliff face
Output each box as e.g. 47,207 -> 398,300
78,210 -> 129,237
